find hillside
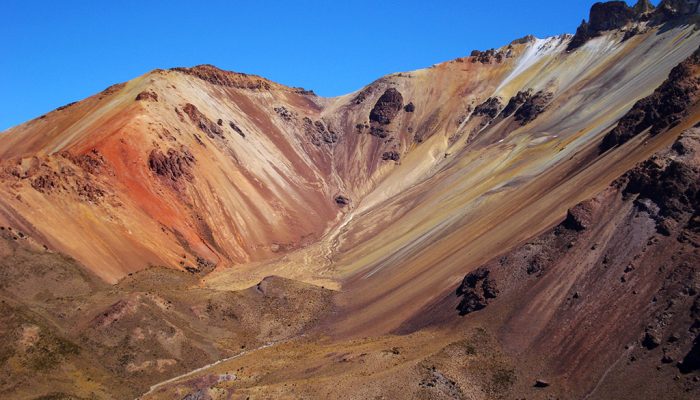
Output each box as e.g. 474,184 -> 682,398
1,1 -> 699,399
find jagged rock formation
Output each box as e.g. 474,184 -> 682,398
601,45 -> 700,151
369,88 -> 404,125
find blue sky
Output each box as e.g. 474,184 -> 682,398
1,1 -> 650,130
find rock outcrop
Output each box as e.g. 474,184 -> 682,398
148,147 -> 196,182
600,46 -> 700,152
369,88 -> 404,125
456,267 -> 498,315
502,90 -> 553,125
473,97 -> 503,120
182,103 -> 224,139
135,91 -> 158,102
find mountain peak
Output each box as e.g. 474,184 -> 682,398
170,64 -> 315,95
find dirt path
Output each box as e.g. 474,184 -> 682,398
136,340 -> 285,399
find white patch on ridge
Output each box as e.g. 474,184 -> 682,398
495,36 -> 564,93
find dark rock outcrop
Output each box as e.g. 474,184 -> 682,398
456,267 -> 498,315
182,103 -> 224,139
334,195 -> 350,207
657,0 -> 700,19
381,151 -> 400,162
568,1 -> 637,51
600,46 -> 700,152
369,88 -> 404,125
679,333 -> 700,373
172,65 -> 274,91
274,106 -> 295,121
502,90 -> 553,124
229,121 -> 245,137
148,147 -> 196,181
564,201 -> 597,231
404,102 -> 415,112
514,91 -> 553,124
470,49 -> 509,64
303,117 -> 337,146
135,91 -> 158,102
473,97 -> 503,120
501,90 -> 533,118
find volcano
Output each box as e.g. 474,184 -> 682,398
1,1 -> 700,399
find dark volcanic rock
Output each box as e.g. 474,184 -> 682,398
229,121 -> 245,137
456,267 -> 498,315
589,1 -> 636,32
370,88 -> 404,125
534,379 -> 551,388
502,90 -> 553,124
172,64 -> 274,91
470,49 -> 508,64
601,46 -> 700,152
404,102 -> 415,112
502,90 -> 533,118
135,91 -> 158,102
473,97 -> 503,120
679,332 -> 700,373
334,195 -> 350,207
303,117 -> 338,145
642,330 -> 661,349
148,147 -> 195,181
382,151 -> 400,162
482,277 -> 499,299
183,103 -> 224,139
657,0 -> 700,19
564,201 -> 597,231
568,1 -> 637,51
457,291 -> 487,315
514,91 -> 553,124
624,158 -> 700,223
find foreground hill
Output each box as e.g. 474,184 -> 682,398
1,1 -> 699,399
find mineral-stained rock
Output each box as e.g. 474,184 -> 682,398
568,1 -> 637,51
470,49 -> 509,64
382,151 -> 400,162
601,46 -> 700,151
534,379 -> 551,388
513,91 -> 553,124
589,1 -> 636,32
456,267 -> 498,315
148,147 -> 195,181
482,277 -> 499,299
182,103 -> 224,139
303,117 -> 338,145
657,0 -> 700,19
564,201 -> 597,231
679,332 -> 700,373
502,90 -> 533,118
274,106 -> 295,121
229,121 -> 245,137
501,89 -> 552,124
334,195 -> 350,207
457,291 -> 487,315
369,88 -> 404,125
172,64 -> 274,91
135,91 -> 158,102
473,97 -> 503,120
642,330 -> 661,349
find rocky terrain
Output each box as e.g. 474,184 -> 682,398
1,1 -> 700,399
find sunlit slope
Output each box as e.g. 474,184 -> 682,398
326,26 -> 700,336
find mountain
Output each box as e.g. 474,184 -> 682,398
1,1 -> 699,399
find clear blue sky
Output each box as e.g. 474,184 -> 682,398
1,1 -> 650,131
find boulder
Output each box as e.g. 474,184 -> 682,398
369,88 -> 404,125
